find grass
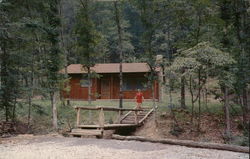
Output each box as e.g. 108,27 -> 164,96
9,99 -> 156,133
158,91 -> 226,115
0,91 -> 243,134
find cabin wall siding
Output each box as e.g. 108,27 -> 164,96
64,73 -> 159,100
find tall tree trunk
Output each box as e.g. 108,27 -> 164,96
1,42 -> 10,121
119,61 -> 123,109
59,0 -> 70,106
87,66 -> 92,122
204,86 -> 209,112
51,92 -> 58,130
25,77 -> 30,125
114,1 -> 123,108
12,97 -> 17,122
197,69 -> 201,132
28,52 -> 34,127
224,87 -> 231,140
152,80 -> 156,123
242,88 -> 249,129
189,75 -> 195,124
28,95 -> 32,128
87,67 -> 91,105
233,0 -> 249,131
181,69 -> 186,109
169,74 -> 179,127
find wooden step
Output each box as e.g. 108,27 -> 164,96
121,119 -> 137,122
138,112 -> 148,115
123,117 -> 136,120
138,115 -> 147,117
77,125 -> 100,129
78,124 -> 138,129
69,129 -> 103,137
123,116 -> 145,121
122,121 -> 137,124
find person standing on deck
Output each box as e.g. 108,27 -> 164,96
135,89 -> 144,109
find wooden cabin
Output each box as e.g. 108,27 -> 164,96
61,63 -> 160,100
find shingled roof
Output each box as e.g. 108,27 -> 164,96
61,63 -> 159,74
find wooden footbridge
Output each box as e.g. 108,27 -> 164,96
69,106 -> 155,138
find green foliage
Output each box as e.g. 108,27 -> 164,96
0,0 -> 249,138
90,1 -> 135,63
169,42 -> 235,77
182,42 -> 235,67
74,0 -> 102,68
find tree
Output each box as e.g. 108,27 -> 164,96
114,1 -> 124,108
74,0 -> 102,105
92,1 -> 134,63
0,0 -> 23,121
231,0 -> 250,129
130,0 -> 162,113
218,0 -> 250,131
170,42 -> 235,132
45,0 -> 63,130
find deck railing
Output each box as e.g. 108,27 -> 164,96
74,106 -> 152,129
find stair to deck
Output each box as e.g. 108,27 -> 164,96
121,109 -> 154,124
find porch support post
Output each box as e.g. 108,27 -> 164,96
110,74 -> 113,99
76,108 -> 81,127
99,108 -> 105,130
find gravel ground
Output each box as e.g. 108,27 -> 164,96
0,135 -> 249,159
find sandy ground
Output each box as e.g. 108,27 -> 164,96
0,135 -> 249,159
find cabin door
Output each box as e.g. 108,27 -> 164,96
101,78 -> 110,99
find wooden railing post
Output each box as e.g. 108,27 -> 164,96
76,108 -> 81,127
134,110 -> 138,125
117,110 -> 121,124
99,107 -> 105,129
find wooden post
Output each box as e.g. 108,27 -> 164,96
76,108 -> 81,127
99,108 -> 105,129
134,111 -> 138,125
110,75 -> 113,99
117,110 -> 121,124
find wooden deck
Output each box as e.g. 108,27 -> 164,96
69,106 -> 155,138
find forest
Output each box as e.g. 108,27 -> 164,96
0,0 -> 249,147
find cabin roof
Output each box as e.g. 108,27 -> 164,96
60,63 -> 160,74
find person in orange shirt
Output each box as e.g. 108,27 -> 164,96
135,89 -> 144,109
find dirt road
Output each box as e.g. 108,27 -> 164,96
0,135 -> 248,159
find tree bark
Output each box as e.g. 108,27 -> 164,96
223,87 -> 231,140
197,69 -> 201,132
114,1 -> 123,109
12,97 -> 17,122
242,88 -> 249,129
1,42 -> 10,121
189,75 -> 195,124
59,0 -> 70,106
28,93 -> 32,128
112,135 -> 249,153
87,66 -> 92,122
87,67 -> 91,105
180,70 -> 186,109
51,92 -> 58,130
152,81 -> 156,123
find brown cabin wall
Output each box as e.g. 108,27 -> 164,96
64,74 -> 97,100
64,73 -> 159,100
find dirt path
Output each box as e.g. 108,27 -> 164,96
0,135 -> 248,159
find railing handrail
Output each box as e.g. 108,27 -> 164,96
74,106 -> 151,112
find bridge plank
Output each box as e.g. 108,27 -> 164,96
70,129 -> 103,137
78,124 -> 138,129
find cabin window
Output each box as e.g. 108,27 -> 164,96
80,78 -> 92,87
123,78 -> 147,91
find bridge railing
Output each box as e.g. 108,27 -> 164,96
74,106 -> 151,129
